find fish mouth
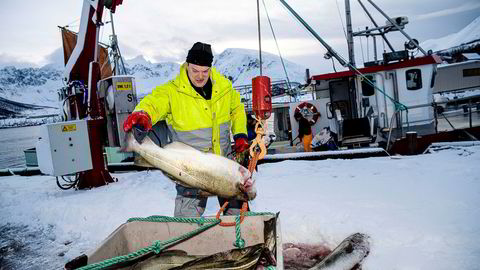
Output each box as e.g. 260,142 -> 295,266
238,167 -> 254,188
237,187 -> 251,201
236,166 -> 256,200
236,178 -> 256,201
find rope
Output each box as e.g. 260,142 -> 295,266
334,0 -> 348,41
78,216 -> 220,270
234,211 -> 277,249
248,151 -> 260,173
79,211 -> 276,270
234,215 -> 246,248
127,215 -> 218,225
215,201 -> 275,250
216,201 -> 249,226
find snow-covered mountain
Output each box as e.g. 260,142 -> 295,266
0,48 -> 306,119
213,48 -> 306,86
0,66 -> 63,109
126,49 -> 306,98
124,56 -> 180,98
420,16 -> 480,54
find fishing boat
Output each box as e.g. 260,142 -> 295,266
238,0 -> 480,159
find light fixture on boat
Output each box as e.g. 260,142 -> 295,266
386,16 -> 409,28
405,39 -> 419,51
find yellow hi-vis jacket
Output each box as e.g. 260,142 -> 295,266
135,63 -> 247,156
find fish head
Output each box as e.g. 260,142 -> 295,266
119,131 -> 139,153
236,166 -> 257,201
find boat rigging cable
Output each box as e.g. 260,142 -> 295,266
261,0 -> 292,91
256,0 -> 263,76
276,0 -> 408,112
359,30 -> 366,64
333,0 -> 347,71
366,32 -> 370,61
334,0 -> 348,41
107,10 -> 127,75
63,18 -> 81,30
357,0 -> 395,52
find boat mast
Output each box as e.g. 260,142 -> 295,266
345,0 -> 356,69
109,11 -> 127,75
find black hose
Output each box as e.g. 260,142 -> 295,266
56,174 -> 79,190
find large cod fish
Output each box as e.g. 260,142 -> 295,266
121,131 -> 256,201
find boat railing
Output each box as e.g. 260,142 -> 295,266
403,94 -> 480,133
382,95 -> 479,151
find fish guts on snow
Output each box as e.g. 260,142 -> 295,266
121,131 -> 256,201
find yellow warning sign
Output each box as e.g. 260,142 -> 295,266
116,82 -> 133,91
62,124 -> 77,132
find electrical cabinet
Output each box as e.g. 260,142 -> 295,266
98,75 -> 137,147
36,120 -> 93,176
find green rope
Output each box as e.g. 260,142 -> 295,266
233,212 -> 275,248
79,212 -> 276,270
233,215 -> 245,248
78,217 -> 220,270
360,75 -> 408,112
127,215 -> 218,225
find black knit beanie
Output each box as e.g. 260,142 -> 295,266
186,42 -> 213,67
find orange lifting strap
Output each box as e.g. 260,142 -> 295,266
217,117 -> 267,227
216,201 -> 249,226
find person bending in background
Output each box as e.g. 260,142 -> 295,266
294,111 -> 313,152
123,42 -> 250,217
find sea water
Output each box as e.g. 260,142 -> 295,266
0,126 -> 41,169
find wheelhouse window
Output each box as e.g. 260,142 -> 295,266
430,66 -> 437,88
361,75 -> 375,96
463,68 -> 480,77
406,69 -> 422,90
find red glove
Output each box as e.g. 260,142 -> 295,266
123,111 -> 152,132
234,137 -> 249,153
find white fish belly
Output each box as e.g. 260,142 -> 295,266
137,142 -> 242,197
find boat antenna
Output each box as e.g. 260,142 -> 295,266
256,0 -> 263,76
365,0 -> 427,56
261,0 -> 292,91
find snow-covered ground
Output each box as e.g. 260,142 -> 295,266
1,144 -> 480,269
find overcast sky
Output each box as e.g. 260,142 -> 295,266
0,0 -> 479,74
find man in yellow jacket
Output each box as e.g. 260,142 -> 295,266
123,42 -> 249,217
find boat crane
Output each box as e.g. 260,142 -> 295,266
36,0 -> 131,189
